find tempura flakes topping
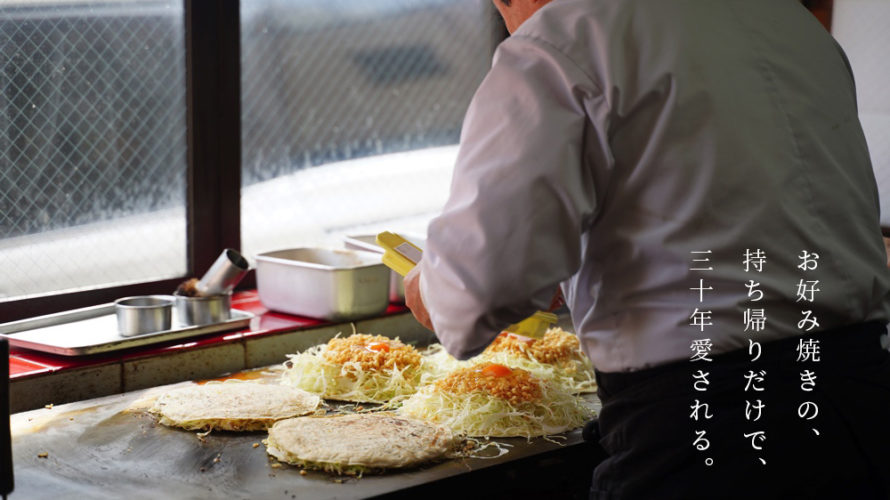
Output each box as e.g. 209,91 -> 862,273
485,329 -> 581,365
322,334 -> 421,372
434,363 -> 542,405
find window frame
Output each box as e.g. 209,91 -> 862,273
0,0 -> 243,322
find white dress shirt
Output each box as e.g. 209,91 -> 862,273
419,0 -> 890,372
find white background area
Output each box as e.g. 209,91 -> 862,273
832,0 -> 890,226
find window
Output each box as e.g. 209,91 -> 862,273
0,0 -> 501,322
239,0 -> 496,255
0,1 -> 188,305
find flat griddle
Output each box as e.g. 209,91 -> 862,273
9,369 -> 600,500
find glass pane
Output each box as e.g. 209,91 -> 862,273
240,0 -> 496,255
0,0 -> 187,301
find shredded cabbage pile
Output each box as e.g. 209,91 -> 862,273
477,350 -> 596,394
279,340 -> 457,403
279,344 -> 419,403
417,343 -> 466,385
397,378 -> 594,439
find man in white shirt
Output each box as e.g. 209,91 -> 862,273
406,0 -> 890,497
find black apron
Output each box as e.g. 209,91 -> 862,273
589,321 -> 890,500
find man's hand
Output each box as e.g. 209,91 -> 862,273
404,266 -> 434,331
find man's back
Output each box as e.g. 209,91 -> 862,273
510,0 -> 890,370
415,1 -> 890,496
418,0 -> 890,370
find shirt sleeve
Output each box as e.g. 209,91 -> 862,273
419,35 -> 601,360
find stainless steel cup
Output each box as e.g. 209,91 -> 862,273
115,296 -> 174,337
174,293 -> 231,326
196,249 -> 250,296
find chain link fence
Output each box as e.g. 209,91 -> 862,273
0,1 -> 187,300
0,0 -> 501,301
240,0 -> 498,255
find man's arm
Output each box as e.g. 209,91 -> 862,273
415,36 -> 601,359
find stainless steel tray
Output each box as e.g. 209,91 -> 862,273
0,298 -> 253,356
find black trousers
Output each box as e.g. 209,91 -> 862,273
589,322 -> 890,500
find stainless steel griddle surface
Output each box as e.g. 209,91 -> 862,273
9,372 -> 600,500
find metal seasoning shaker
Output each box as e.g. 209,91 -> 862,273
195,248 -> 250,296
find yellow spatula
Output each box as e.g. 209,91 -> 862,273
376,231 -> 557,339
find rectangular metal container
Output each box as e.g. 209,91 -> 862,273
254,247 -> 390,321
343,233 -> 426,303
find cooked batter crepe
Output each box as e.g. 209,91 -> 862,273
279,334 -> 434,403
264,413 -> 453,475
478,327 -> 596,393
398,362 -> 593,438
151,381 -> 320,432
